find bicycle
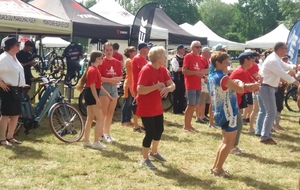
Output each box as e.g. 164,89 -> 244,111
284,84 -> 299,112
162,93 -> 173,112
33,48 -> 65,79
68,53 -> 88,87
18,76 -> 84,143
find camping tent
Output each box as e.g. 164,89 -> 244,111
0,0 -> 72,35
180,21 -> 245,51
89,0 -> 168,42
152,8 -> 207,46
36,37 -> 70,48
30,0 -> 130,40
245,24 -> 290,49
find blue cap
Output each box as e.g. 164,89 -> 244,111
138,42 -> 152,50
238,52 -> 255,60
177,44 -> 184,49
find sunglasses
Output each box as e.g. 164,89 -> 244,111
193,46 -> 202,49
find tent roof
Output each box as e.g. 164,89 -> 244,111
36,37 -> 70,48
0,0 -> 72,35
152,8 -> 207,45
246,24 -> 290,49
89,0 -> 168,41
30,0 -> 130,40
183,21 -> 245,51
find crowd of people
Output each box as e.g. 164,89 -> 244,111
0,36 -> 299,179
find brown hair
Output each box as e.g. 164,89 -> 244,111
76,50 -> 103,92
103,42 -> 113,51
124,46 -> 136,58
210,51 -> 229,68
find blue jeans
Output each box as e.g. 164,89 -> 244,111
259,86 -> 276,140
255,94 -> 266,135
121,90 -> 133,123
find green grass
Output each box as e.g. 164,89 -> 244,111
0,99 -> 300,190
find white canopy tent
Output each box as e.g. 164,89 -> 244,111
36,37 -> 70,48
245,24 -> 290,49
0,0 -> 72,35
180,21 -> 245,51
89,0 -> 169,42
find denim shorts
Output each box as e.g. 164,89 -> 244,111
99,83 -> 118,98
186,90 -> 201,105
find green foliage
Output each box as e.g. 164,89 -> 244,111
279,0 -> 300,29
84,0 -> 97,9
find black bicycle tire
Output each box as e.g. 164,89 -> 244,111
50,56 -> 65,79
78,89 -> 87,116
162,93 -> 173,112
49,103 -> 84,143
285,88 -> 300,112
70,71 -> 80,87
32,54 -> 45,75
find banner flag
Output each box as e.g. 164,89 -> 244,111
129,3 -> 157,47
287,20 -> 300,64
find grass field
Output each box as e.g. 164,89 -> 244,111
0,94 -> 300,190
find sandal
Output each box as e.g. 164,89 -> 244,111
211,169 -> 232,178
7,138 -> 22,144
0,139 -> 12,146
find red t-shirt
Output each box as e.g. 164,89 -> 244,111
131,54 -> 148,93
230,66 -> 255,107
98,58 -> 122,78
86,66 -> 102,89
183,53 -> 206,90
247,63 -> 259,81
136,64 -> 171,117
113,51 -> 123,62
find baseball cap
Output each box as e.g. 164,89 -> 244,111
212,43 -> 227,51
138,42 -> 152,50
177,44 -> 184,49
202,47 -> 212,52
238,52 -> 255,60
4,37 -> 19,48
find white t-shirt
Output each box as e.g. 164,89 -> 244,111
0,52 -> 26,86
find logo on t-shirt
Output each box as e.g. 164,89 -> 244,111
106,66 -> 116,76
194,63 -> 200,71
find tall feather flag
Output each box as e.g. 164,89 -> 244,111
129,3 -> 158,47
287,20 -> 300,64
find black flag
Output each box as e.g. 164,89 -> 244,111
129,3 -> 157,47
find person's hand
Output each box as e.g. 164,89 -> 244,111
245,82 -> 260,92
0,81 -> 9,92
96,98 -> 102,108
30,61 -> 36,66
156,82 -> 165,90
160,86 -> 170,98
110,78 -> 121,85
107,94 -> 113,102
293,80 -> 300,87
114,76 -> 123,83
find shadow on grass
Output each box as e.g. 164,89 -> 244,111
200,131 -> 222,140
100,149 -> 135,162
282,144 -> 300,152
164,120 -> 183,128
112,142 -> 140,152
154,164 -> 225,190
162,133 -> 193,143
8,145 -> 46,160
274,133 -> 300,143
236,176 -> 284,190
239,152 -> 298,169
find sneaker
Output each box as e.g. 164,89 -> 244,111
101,135 -> 112,143
196,118 -> 207,124
211,169 -> 231,178
208,124 -> 218,129
230,147 -> 244,155
248,128 -> 255,134
203,117 -> 210,122
149,152 -> 167,162
139,158 -> 156,169
133,127 -> 143,133
107,134 -> 116,142
82,142 -> 92,148
91,142 -> 105,150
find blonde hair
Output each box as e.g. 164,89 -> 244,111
76,50 -> 103,92
148,46 -> 166,63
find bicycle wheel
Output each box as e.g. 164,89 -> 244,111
49,103 -> 84,143
78,89 -> 87,116
69,71 -> 80,87
285,87 -> 300,112
32,55 -> 45,75
50,56 -> 65,79
162,93 -> 173,112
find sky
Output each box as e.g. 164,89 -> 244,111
221,0 -> 238,4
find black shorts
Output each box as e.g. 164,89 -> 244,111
245,92 -> 253,105
84,88 -> 100,106
0,88 -> 22,116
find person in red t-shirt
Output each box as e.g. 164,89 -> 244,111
98,42 -> 123,143
76,51 -> 112,150
229,52 -> 260,155
182,41 -> 208,132
136,46 -> 175,169
112,43 -> 124,66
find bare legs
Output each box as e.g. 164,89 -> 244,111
100,96 -> 117,135
184,104 -> 196,131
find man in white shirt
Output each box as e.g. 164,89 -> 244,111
259,42 -> 299,144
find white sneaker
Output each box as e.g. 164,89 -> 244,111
91,142 -> 105,150
82,142 -> 92,148
107,134 -> 116,142
101,135 -> 112,143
